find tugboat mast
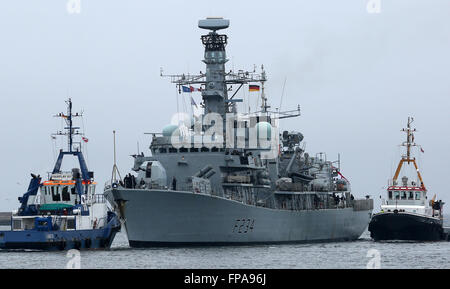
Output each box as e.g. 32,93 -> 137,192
403,117 -> 415,164
392,117 -> 425,189
53,98 -> 83,153
51,98 -> 91,182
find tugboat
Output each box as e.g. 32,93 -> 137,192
0,99 -> 120,250
369,117 -> 445,241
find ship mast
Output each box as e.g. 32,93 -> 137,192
51,98 -> 91,183
160,18 -> 300,119
53,98 -> 83,153
392,117 -> 425,189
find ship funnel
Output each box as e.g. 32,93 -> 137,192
198,18 -> 229,31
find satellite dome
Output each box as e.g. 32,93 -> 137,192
162,124 -> 179,137
256,122 -> 272,140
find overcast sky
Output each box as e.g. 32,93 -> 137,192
0,0 -> 449,211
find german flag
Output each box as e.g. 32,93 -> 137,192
249,85 -> 260,92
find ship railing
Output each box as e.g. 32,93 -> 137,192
91,194 -> 106,204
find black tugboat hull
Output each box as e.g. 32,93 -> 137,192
368,212 -> 444,241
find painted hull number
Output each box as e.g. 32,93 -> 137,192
233,219 -> 255,233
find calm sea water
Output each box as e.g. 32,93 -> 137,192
0,220 -> 449,269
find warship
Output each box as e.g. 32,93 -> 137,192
369,117 -> 447,241
104,18 -> 373,247
0,99 -> 120,250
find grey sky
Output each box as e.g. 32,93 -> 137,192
0,0 -> 449,211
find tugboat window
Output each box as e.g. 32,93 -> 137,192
62,186 -> 70,201
415,192 -> 421,200
13,220 -> 21,230
394,191 -> 400,199
52,187 -> 61,201
408,191 -> 414,200
388,191 -> 392,199
401,191 -> 407,200
67,219 -> 75,230
71,187 -> 76,195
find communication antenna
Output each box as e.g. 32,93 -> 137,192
279,77 -> 287,111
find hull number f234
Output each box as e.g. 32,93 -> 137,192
232,218 -> 255,233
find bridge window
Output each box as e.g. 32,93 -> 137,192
169,148 -> 178,153
190,148 -> 199,152
394,191 -> 400,200
159,148 -> 167,153
52,187 -> 61,201
415,192 -> 421,200
401,191 -> 407,200
71,187 -> 77,195
62,186 -> 70,201
388,191 -> 392,199
408,191 -> 414,200
201,147 -> 209,152
180,147 -> 188,153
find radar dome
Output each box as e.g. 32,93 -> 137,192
162,124 -> 178,137
256,122 -> 272,140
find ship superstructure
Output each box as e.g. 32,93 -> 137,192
105,18 -> 373,246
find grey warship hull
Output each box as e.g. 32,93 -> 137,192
106,188 -> 372,246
